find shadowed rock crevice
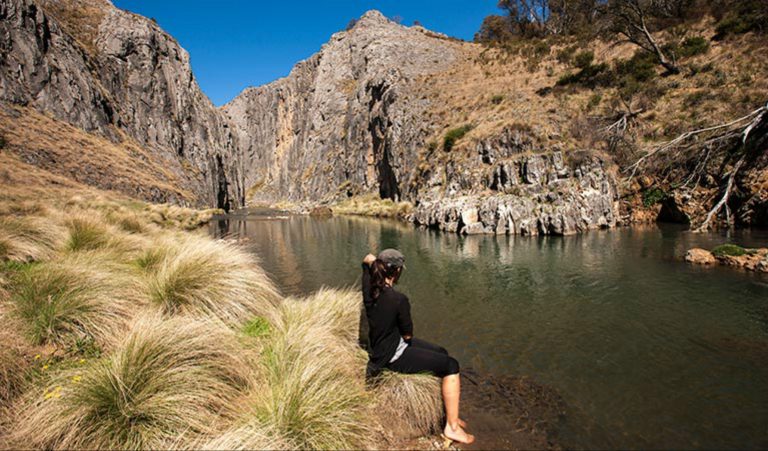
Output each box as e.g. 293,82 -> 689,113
215,154 -> 231,211
367,80 -> 400,201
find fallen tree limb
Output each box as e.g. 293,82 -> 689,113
624,104 -> 768,181
692,105 -> 768,232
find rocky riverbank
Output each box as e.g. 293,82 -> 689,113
685,244 -> 768,273
409,151 -> 617,235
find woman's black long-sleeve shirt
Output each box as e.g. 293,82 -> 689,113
361,264 -> 413,375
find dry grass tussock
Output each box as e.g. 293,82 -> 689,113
173,422 -> 293,450
0,215 -> 66,263
8,251 -> 145,348
251,289 -> 372,450
6,313 -> 253,449
332,194 -> 414,219
60,213 -> 147,256
0,310 -> 33,405
372,371 -> 444,437
147,234 -> 281,326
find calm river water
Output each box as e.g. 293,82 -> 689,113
211,211 -> 768,450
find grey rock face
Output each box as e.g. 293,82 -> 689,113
0,0 -> 112,133
223,11 -> 619,234
222,11 -> 460,204
0,0 -> 239,208
411,152 -> 617,235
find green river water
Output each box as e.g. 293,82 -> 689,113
211,211 -> 768,450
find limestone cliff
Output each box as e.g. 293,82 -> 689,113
223,11 -> 618,234
0,0 -> 240,208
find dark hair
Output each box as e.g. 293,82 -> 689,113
370,258 -> 402,300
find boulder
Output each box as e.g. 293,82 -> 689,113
685,248 -> 716,265
309,206 -> 333,216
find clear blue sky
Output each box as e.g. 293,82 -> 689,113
111,1 -> 500,106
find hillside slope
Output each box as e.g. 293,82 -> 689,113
0,0 -> 241,208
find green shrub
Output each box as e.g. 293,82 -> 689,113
443,125 -> 473,152
615,51 -> 657,83
711,244 -> 747,257
679,36 -> 710,57
715,2 -> 767,38
556,62 -> 608,88
587,93 -> 602,111
491,94 -> 504,105
556,45 -> 577,65
573,50 -> 594,70
0,134 -> 6,149
642,188 -> 667,207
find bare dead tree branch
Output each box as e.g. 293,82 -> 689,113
692,105 -> 768,232
624,105 -> 768,180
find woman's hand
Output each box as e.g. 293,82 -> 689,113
363,253 -> 376,266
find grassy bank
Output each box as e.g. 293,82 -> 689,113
0,194 -> 442,449
331,194 -> 414,219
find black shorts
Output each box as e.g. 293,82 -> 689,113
386,337 -> 460,377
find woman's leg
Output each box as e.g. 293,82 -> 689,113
387,347 -> 474,444
442,374 -> 473,444
387,346 -> 455,376
406,339 -> 467,428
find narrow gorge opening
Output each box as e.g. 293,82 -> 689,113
367,82 -> 400,201
215,154 -> 231,211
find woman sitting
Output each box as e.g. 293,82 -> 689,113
361,249 -> 474,445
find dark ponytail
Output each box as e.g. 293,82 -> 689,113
369,258 -> 401,300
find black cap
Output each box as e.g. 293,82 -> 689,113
377,248 -> 405,269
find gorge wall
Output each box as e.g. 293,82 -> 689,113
223,11 -> 618,234
1,1 -> 619,233
0,0 -> 242,208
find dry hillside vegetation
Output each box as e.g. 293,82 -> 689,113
39,0 -> 110,56
412,18 -> 766,163
0,105 -> 197,205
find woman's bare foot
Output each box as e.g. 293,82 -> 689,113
444,422 -> 475,445
458,418 -> 467,428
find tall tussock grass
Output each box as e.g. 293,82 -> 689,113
0,193 -> 447,449
62,214 -> 147,256
173,422 -> 293,450
252,291 -> 372,450
0,215 -> 65,263
373,371 -> 444,437
7,314 -> 253,449
0,313 -> 32,404
8,252 -> 144,348
147,235 -> 281,326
